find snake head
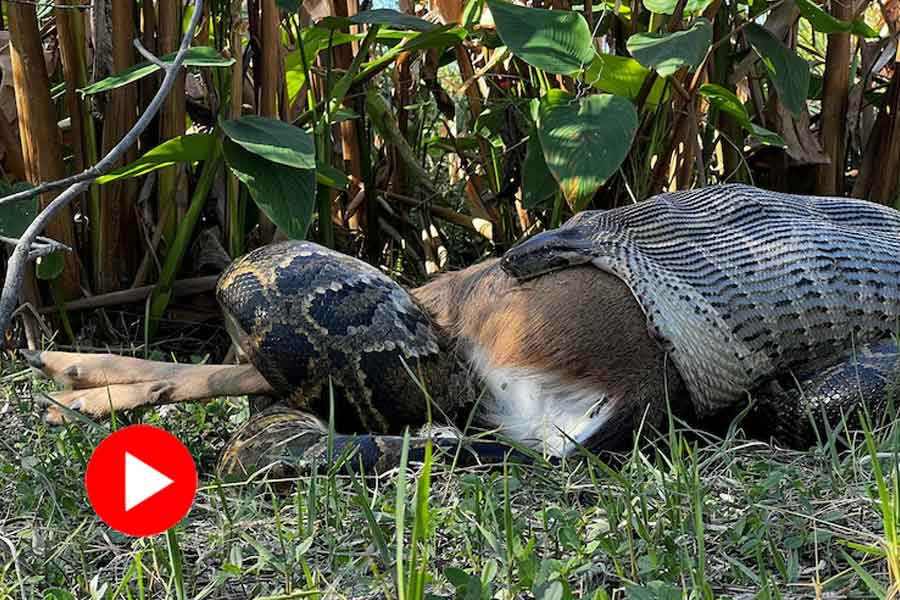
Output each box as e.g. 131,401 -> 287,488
501,228 -> 595,281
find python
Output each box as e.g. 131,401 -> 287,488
26,184 -> 900,477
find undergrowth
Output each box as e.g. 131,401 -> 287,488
3,357 -> 900,599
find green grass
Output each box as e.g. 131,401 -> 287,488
3,356 -> 900,599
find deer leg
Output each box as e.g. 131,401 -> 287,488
23,351 -> 274,424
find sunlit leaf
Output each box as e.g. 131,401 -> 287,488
581,53 -> 667,106
80,47 -> 235,95
487,0 -> 595,75
744,24 -> 810,117
642,0 -> 678,14
537,94 -> 637,209
96,134 -> 216,184
794,0 -> 878,37
627,19 -> 712,77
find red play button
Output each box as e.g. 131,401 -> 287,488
85,425 -> 197,537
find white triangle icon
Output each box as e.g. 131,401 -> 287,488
124,452 -> 174,511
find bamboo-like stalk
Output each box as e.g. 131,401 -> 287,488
256,0 -> 280,242
332,0 -> 366,240
139,0 -> 158,152
7,2 -> 81,299
55,1 -> 100,276
260,0 -> 281,117
97,0 -> 142,292
228,0 -> 246,257
815,4 -> 851,196
158,0 -> 187,243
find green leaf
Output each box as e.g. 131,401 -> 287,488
644,0 -> 712,14
642,0 -> 677,14
223,139 -> 316,240
319,9 -> 437,31
36,252 -> 64,280
699,83 -> 785,146
627,19 -> 712,77
96,134 -> 216,184
744,24 -> 810,117
537,94 -> 637,209
794,0 -> 879,37
80,47 -> 235,95
358,26 -> 467,81
316,160 -> 349,190
221,116 -> 315,169
685,0 -> 716,13
522,133 -> 558,209
284,29 -> 360,104
276,0 -> 301,9
486,0 -> 595,75
0,181 -> 36,237
581,53 -> 667,106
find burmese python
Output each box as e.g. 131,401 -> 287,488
215,185 -> 900,478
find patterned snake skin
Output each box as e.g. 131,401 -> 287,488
215,185 -> 900,477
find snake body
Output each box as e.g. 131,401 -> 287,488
215,185 -> 900,477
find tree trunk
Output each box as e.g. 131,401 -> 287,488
7,2 -> 81,299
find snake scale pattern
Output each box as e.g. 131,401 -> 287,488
215,185 -> 900,477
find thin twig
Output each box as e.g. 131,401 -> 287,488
133,38 -> 167,68
0,0 -> 205,340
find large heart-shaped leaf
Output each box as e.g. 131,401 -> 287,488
223,139 -> 316,240
80,47 -> 235,95
699,83 -> 785,147
627,19 -> 712,77
221,116 -> 315,169
537,94 -> 638,209
97,134 -> 215,184
794,0 -> 878,37
744,24 -> 810,117
486,0 -> 595,75
581,54 -> 667,106
0,181 -> 36,237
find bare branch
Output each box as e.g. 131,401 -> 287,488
0,236 -> 71,259
133,38 -> 167,68
0,0 -> 205,341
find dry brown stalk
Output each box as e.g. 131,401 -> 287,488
7,1 -> 81,299
158,0 -> 188,240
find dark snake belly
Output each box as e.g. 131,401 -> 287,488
215,241 -> 900,478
